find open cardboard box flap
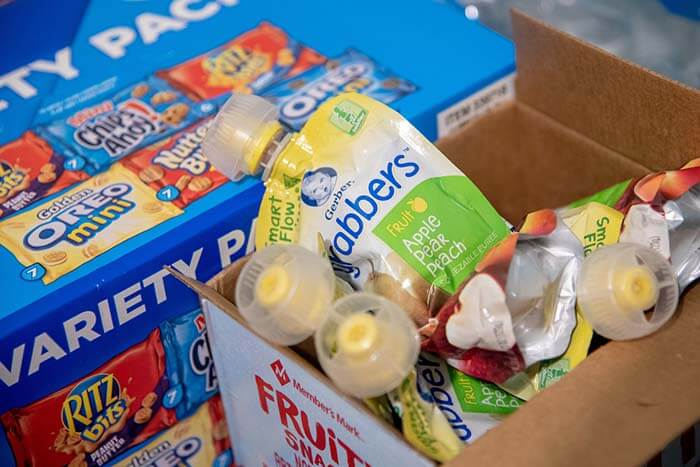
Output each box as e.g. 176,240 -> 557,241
172,10 -> 700,467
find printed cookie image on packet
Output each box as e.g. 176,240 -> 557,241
37,77 -> 214,172
261,49 -> 417,130
159,22 -> 325,100
121,117 -> 228,208
160,308 -> 218,419
0,330 -> 177,467
0,164 -> 182,284
0,131 -> 88,219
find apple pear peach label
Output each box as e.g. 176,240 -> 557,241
374,176 -> 509,294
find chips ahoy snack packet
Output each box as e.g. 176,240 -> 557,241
121,117 -> 228,208
261,49 -> 417,130
160,309 -> 217,419
0,330 -> 176,467
0,131 -> 88,219
37,77 -> 214,172
0,164 -> 182,284
111,396 -> 232,467
159,22 -> 325,100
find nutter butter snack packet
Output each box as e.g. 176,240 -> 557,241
0,330 -> 176,467
0,164 -> 182,284
37,77 -> 214,172
111,396 -> 232,467
159,22 -> 325,100
0,131 -> 88,218
160,309 -> 218,419
121,117 -> 228,208
261,49 -> 417,130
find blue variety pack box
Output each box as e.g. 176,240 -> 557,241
0,1 -> 514,466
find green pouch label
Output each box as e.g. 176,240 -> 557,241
447,366 -> 522,414
374,176 -> 509,294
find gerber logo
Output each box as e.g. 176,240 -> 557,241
61,373 -> 128,443
23,183 -> 134,250
332,152 -> 419,257
152,120 -> 212,175
0,160 -> 28,201
73,100 -> 159,157
280,62 -> 369,121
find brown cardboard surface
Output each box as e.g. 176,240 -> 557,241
437,101 -> 648,223
511,10 -> 700,172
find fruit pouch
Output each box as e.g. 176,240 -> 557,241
159,22 -> 325,100
36,76 -> 215,172
421,209 -> 583,384
415,352 -> 521,443
233,245 -> 462,463
121,117 -> 228,208
204,92 -> 510,327
0,131 -> 89,218
499,201 -> 624,399
612,158 -> 700,292
160,308 -> 218,419
0,163 -> 182,284
0,329 -> 176,467
110,396 -> 232,467
261,50 -> 417,130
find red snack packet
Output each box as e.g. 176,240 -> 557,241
1,329 -> 176,467
120,117 -> 228,208
208,395 -> 232,456
159,22 -> 325,99
0,131 -> 88,218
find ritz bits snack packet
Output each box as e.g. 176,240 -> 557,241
0,330 -> 176,467
121,117 -> 228,208
0,164 -> 182,284
37,76 -> 214,172
160,308 -> 218,419
261,49 -> 417,130
159,22 -> 325,100
111,396 -> 233,467
0,131 -> 88,218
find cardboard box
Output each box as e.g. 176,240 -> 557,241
0,1 -> 515,465
177,10 -> 700,467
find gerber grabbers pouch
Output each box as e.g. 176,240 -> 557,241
204,92 -> 510,325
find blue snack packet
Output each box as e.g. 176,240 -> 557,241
160,308 -> 218,419
36,77 -> 216,172
261,49 -> 416,130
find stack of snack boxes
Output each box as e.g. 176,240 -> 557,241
0,1 -> 515,465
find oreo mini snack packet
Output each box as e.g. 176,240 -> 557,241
37,77 -> 214,172
0,164 -> 182,284
0,131 -> 88,219
160,22 -> 325,100
261,49 -> 416,130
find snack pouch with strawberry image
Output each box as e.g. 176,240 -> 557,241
421,209 -> 582,384
204,92 -> 511,328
